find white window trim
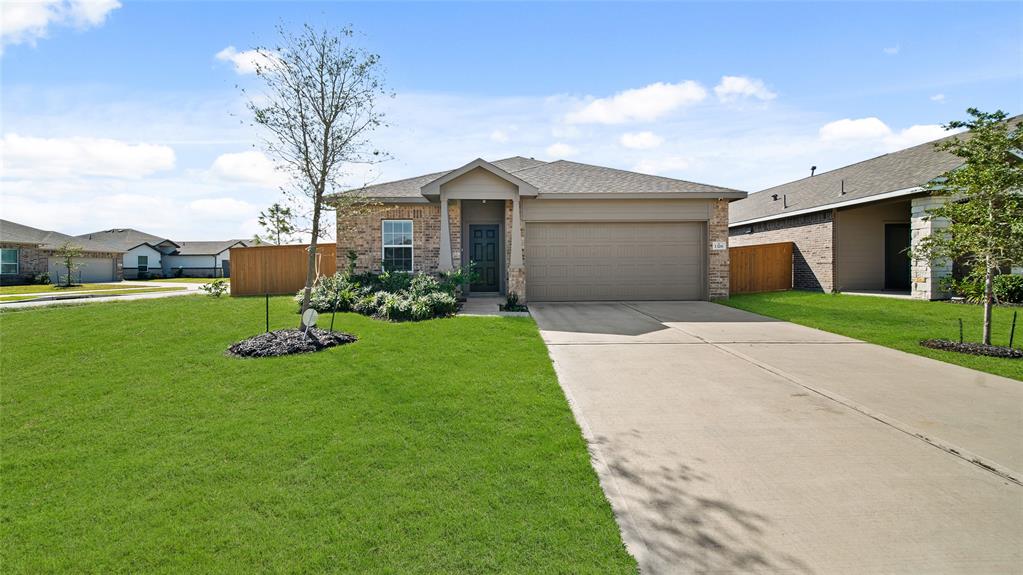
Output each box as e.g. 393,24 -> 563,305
137,254 -> 149,272
381,219 -> 414,272
1,248 -> 19,275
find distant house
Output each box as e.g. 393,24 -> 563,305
0,220 -> 124,285
75,229 -> 180,279
77,229 -> 247,278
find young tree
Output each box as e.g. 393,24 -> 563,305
257,202 -> 297,245
54,240 -> 83,287
915,109 -> 1023,345
248,25 -> 388,328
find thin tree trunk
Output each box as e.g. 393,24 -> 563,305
983,262 -> 994,346
299,198 -> 323,328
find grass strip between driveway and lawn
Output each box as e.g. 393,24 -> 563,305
0,286 -> 187,303
0,283 -> 139,295
0,296 -> 636,574
720,291 -> 1022,381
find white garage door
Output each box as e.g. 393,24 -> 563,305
48,258 -> 115,283
525,221 -> 705,301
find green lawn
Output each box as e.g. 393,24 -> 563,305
0,297 -> 634,573
0,283 -> 134,295
0,286 -> 187,303
720,291 -> 1022,381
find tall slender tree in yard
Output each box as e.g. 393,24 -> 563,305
256,202 -> 297,245
248,24 -> 388,328
54,240 -> 83,287
914,109 -> 1023,345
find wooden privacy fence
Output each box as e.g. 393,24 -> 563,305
730,242 -> 793,295
230,244 -> 337,296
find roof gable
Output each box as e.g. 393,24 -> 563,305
421,158 -> 539,197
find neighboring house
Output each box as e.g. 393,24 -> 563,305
728,134 -> 969,300
334,157 -> 746,301
0,220 -> 124,285
76,229 -> 180,279
78,229 -> 248,278
164,241 -> 248,278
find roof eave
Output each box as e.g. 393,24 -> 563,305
537,191 -> 747,200
728,186 -> 927,227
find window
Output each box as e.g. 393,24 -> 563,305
137,255 -> 149,272
382,220 -> 413,272
1,249 -> 18,275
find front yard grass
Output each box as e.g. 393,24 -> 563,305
720,291 -> 1022,381
0,296 -> 635,573
0,282 -> 133,295
0,286 -> 187,303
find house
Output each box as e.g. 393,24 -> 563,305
0,220 -> 124,285
78,229 -> 248,278
334,157 -> 747,301
727,133 -> 971,300
76,229 -> 180,279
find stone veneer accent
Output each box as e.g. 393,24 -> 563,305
910,195 -> 950,300
337,202 -> 461,274
729,211 -> 835,292
504,200 -> 526,301
707,199 -> 730,299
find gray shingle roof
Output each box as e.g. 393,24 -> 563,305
727,122 -> 1009,224
339,155 -> 744,199
174,240 -> 248,256
0,220 -> 124,253
76,228 -> 177,251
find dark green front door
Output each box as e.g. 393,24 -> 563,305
884,223 -> 911,290
469,225 -> 500,292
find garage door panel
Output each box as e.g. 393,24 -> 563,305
525,222 -> 705,301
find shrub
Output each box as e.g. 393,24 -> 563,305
298,267 -> 465,321
33,272 -> 50,285
994,274 -> 1023,304
200,279 -> 229,298
174,267 -> 184,278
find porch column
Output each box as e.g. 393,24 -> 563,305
510,196 -> 524,267
910,195 -> 950,300
438,191 -> 453,271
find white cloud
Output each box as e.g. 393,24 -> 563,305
930,94 -> 946,102
189,197 -> 258,219
215,46 -> 274,75
819,117 -> 952,152
565,81 -> 707,124
819,117 -> 892,142
883,45 -> 900,55
0,133 -> 175,178
545,142 -> 578,158
632,156 -> 692,175
1,0 -> 120,52
489,129 -> 510,143
208,150 -> 287,188
619,131 -> 664,150
714,76 -> 777,102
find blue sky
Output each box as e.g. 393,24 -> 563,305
2,1 -> 1021,239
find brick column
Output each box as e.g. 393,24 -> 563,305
505,199 -> 527,301
438,192 -> 453,271
910,195 -> 951,300
707,199 -> 730,299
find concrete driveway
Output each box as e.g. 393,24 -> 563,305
532,301 -> 1023,574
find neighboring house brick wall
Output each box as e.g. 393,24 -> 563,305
708,199 -> 730,299
0,243 -> 47,285
730,211 -> 835,292
910,195 -> 951,300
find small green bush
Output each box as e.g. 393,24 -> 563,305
201,279 -> 229,298
994,274 -> 1023,304
299,267 -> 466,321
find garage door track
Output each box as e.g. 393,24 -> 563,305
532,301 -> 1022,574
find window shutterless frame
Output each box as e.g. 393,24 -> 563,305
137,255 -> 149,273
381,219 -> 414,272
0,248 -> 18,275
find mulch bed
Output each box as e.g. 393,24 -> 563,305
920,339 -> 1023,359
228,328 -> 357,358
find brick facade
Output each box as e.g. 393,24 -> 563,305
708,199 -> 730,299
337,202 -> 460,275
0,243 -> 123,285
729,211 -> 835,292
504,200 -> 527,301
